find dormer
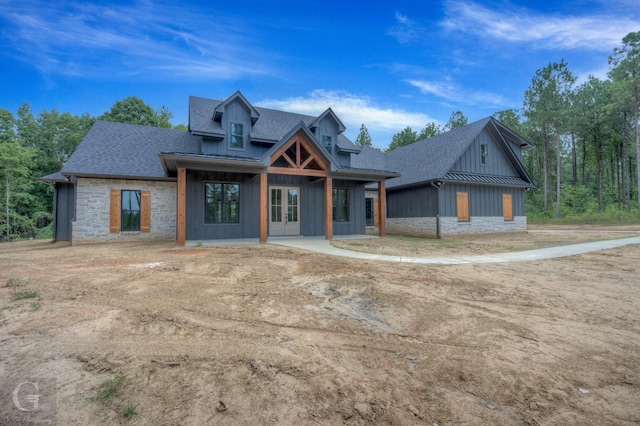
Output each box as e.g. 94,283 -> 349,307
213,90 -> 260,125
308,108 -> 346,155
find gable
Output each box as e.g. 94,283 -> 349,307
266,128 -> 328,177
451,128 -> 519,177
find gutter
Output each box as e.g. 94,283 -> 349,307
430,181 -> 444,239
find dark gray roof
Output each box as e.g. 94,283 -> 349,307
61,121 -> 200,179
358,116 -> 533,190
384,117 -> 492,189
38,172 -> 67,183
188,95 -> 359,152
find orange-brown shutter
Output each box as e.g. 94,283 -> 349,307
110,190 -> 121,233
456,192 -> 469,222
140,190 -> 151,232
502,194 -> 513,221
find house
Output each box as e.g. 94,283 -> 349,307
353,117 -> 533,237
39,91 -> 398,244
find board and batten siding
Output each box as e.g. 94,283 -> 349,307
451,129 -> 519,177
386,185 -> 439,218
441,184 -> 524,218
54,182 -> 75,241
201,100 -> 266,159
331,179 -> 366,236
186,171 -> 259,240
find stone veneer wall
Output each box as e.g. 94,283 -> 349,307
73,178 -> 177,242
387,216 -> 527,237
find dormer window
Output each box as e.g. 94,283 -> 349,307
230,122 -> 244,149
322,135 -> 332,153
481,143 -> 488,165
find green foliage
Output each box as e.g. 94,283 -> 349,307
99,96 -> 173,128
12,290 -> 40,301
96,376 -> 125,405
355,124 -> 372,147
123,403 -> 138,418
445,110 -> 468,130
387,126 -> 417,151
417,122 -> 442,141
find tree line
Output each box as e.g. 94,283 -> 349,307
355,31 -> 640,221
1,32 -> 638,240
0,97 -> 182,241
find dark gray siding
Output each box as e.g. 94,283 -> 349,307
54,183 -> 74,241
336,152 -> 351,167
186,171 -> 259,240
451,129 -> 518,177
317,116 -> 339,156
268,174 -> 325,236
332,179 -> 365,235
441,184 -> 524,217
201,99 -> 267,159
387,185 -> 438,218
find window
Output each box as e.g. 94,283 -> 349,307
230,122 -> 244,149
205,183 -> 240,223
332,188 -> 349,222
322,135 -> 332,153
121,190 -> 141,231
481,143 -> 488,165
365,197 -> 374,227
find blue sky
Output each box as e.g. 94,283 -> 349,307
1,0 -> 638,149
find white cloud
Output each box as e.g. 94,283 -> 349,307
407,79 -> 507,107
0,0 -> 275,79
387,11 -> 425,44
259,90 -> 434,132
258,90 -> 437,147
441,0 -> 640,51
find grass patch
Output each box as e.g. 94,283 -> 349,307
30,301 -> 41,311
123,403 -> 138,418
96,376 -> 125,405
7,276 -> 27,289
12,290 -> 40,301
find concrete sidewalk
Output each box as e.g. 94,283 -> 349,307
269,235 -> 640,265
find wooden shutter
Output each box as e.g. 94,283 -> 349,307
140,190 -> 151,232
110,190 -> 121,233
456,192 -> 469,222
502,194 -> 513,221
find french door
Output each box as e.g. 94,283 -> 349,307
269,186 -> 300,236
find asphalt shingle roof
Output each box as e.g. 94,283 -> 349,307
188,96 -> 359,151
61,121 -> 200,179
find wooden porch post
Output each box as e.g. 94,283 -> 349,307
325,177 -> 333,240
259,173 -> 268,242
177,167 -> 186,245
378,180 -> 386,237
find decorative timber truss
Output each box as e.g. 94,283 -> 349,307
268,131 -> 327,177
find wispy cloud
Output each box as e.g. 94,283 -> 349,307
387,11 -> 426,44
407,79 -> 507,107
0,0 -> 275,79
259,90 -> 435,134
441,0 -> 640,51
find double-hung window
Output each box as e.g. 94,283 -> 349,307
481,143 -> 488,165
322,135 -> 332,153
205,183 -> 240,223
230,122 -> 244,149
332,188 -> 349,222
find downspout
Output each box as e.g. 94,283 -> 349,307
430,181 -> 442,239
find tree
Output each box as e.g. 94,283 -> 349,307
0,142 -> 33,240
524,60 -> 576,217
355,124 -> 372,147
0,109 -> 17,144
445,110 -> 468,130
99,96 -> 173,128
387,127 -> 417,151
493,109 -> 522,132
416,122 -> 442,141
609,31 -> 640,216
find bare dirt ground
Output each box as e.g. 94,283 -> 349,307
1,228 -> 639,425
